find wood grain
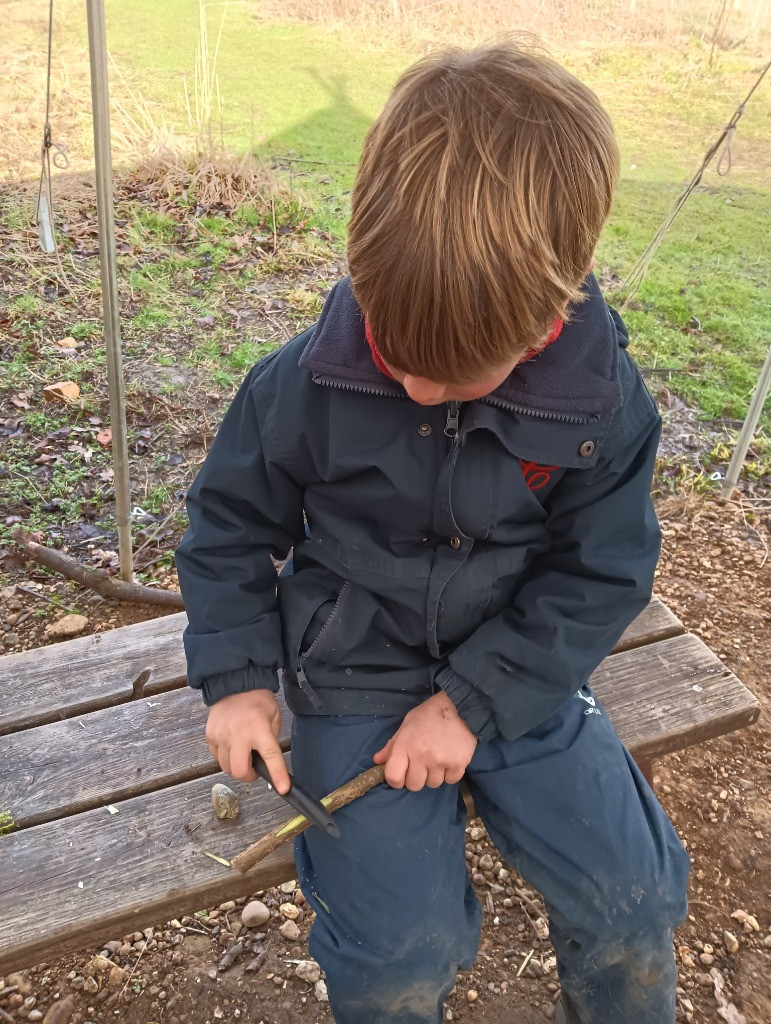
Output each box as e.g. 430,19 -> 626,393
0,612 -> 187,736
0,634 -> 758,976
0,688 -> 291,830
0,767 -> 298,976
0,599 -> 681,735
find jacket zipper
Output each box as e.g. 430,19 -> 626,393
444,400 -> 461,438
295,581 -> 351,709
482,394 -> 592,424
314,375 -> 591,425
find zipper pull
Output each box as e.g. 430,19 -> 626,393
296,661 -> 322,709
444,401 -> 461,438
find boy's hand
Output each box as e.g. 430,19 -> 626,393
206,689 -> 290,794
373,691 -> 477,791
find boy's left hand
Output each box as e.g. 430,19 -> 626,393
373,691 -> 477,791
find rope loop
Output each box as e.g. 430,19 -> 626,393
717,124 -> 735,177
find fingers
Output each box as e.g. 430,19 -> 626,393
444,765 -> 466,786
372,736 -> 395,765
256,744 -> 291,795
425,767 -> 446,789
383,746 -> 409,789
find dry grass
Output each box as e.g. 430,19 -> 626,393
263,0 -> 770,49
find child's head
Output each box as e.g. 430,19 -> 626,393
348,42 -> 619,386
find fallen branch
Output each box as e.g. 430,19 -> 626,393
232,765 -> 386,873
12,529 -> 184,609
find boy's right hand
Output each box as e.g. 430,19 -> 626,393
205,689 -> 290,794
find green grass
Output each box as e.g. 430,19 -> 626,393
4,2 -> 771,500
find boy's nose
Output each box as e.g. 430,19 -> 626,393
402,375 -> 447,405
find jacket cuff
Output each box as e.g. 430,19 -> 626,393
200,664 -> 280,706
433,664 -> 499,743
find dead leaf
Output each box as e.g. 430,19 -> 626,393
97,428 -> 112,447
43,381 -> 81,404
11,395 -> 30,409
68,443 -> 93,463
56,337 -> 79,349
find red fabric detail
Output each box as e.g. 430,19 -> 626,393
364,317 -> 395,380
521,317 -> 564,362
520,460 -> 560,491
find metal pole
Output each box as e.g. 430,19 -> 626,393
721,343 -> 771,498
86,0 -> 133,581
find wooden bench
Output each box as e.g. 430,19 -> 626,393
0,598 -> 760,976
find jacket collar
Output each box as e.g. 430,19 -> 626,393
299,276 -> 623,421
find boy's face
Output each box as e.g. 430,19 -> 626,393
382,357 -> 521,406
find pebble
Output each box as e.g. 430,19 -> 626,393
211,783 -> 240,820
723,930 -> 739,954
280,880 -> 297,894
294,960 -> 321,984
107,966 -> 127,987
240,901 -> 270,928
466,989 -> 478,1003
279,903 -> 300,920
89,956 -> 111,974
279,920 -> 301,942
43,614 -> 88,639
314,979 -> 329,1002
3,632 -> 19,646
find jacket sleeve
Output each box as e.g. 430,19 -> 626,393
175,358 -> 307,706
434,362 -> 662,742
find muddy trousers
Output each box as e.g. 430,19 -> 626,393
291,688 -> 690,1024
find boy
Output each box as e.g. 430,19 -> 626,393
176,43 -> 689,1024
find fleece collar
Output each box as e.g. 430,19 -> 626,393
299,276 -> 623,421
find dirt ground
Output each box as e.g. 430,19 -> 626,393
1,489 -> 769,1024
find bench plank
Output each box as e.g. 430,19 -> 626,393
0,688 -> 291,830
1,599 -> 682,736
1,631 -> 753,833
0,768 -> 298,976
0,612 -> 187,736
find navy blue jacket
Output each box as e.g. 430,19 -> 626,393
176,276 -> 661,742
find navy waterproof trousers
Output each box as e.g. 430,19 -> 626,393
291,688 -> 690,1024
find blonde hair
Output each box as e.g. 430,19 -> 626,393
347,42 -> 619,382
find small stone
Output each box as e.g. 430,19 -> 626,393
534,917 -> 550,940
44,614 -> 88,639
3,632 -> 19,646
279,919 -> 301,942
722,930 -> 739,954
466,989 -> 478,1003
28,1013 -> 44,1022
696,973 -> 713,987
294,960 -> 321,984
107,966 -> 127,987
280,880 -> 297,894
478,854 -> 494,871
699,953 -> 714,966
241,901 -> 270,928
469,826 -> 485,841
211,783 -> 239,820
314,979 -> 329,1002
279,903 -> 300,920
83,977 -> 98,994
89,955 -> 112,974
41,997 -> 76,1024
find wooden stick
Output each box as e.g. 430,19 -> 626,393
12,530 -> 184,609
232,765 -> 386,873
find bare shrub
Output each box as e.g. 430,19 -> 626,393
263,0 -> 770,49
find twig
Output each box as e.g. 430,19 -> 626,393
119,938 -> 148,1000
13,529 -> 184,609
233,765 -> 386,872
13,585 -> 81,615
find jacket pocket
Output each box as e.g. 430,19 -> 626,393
300,581 -> 351,663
